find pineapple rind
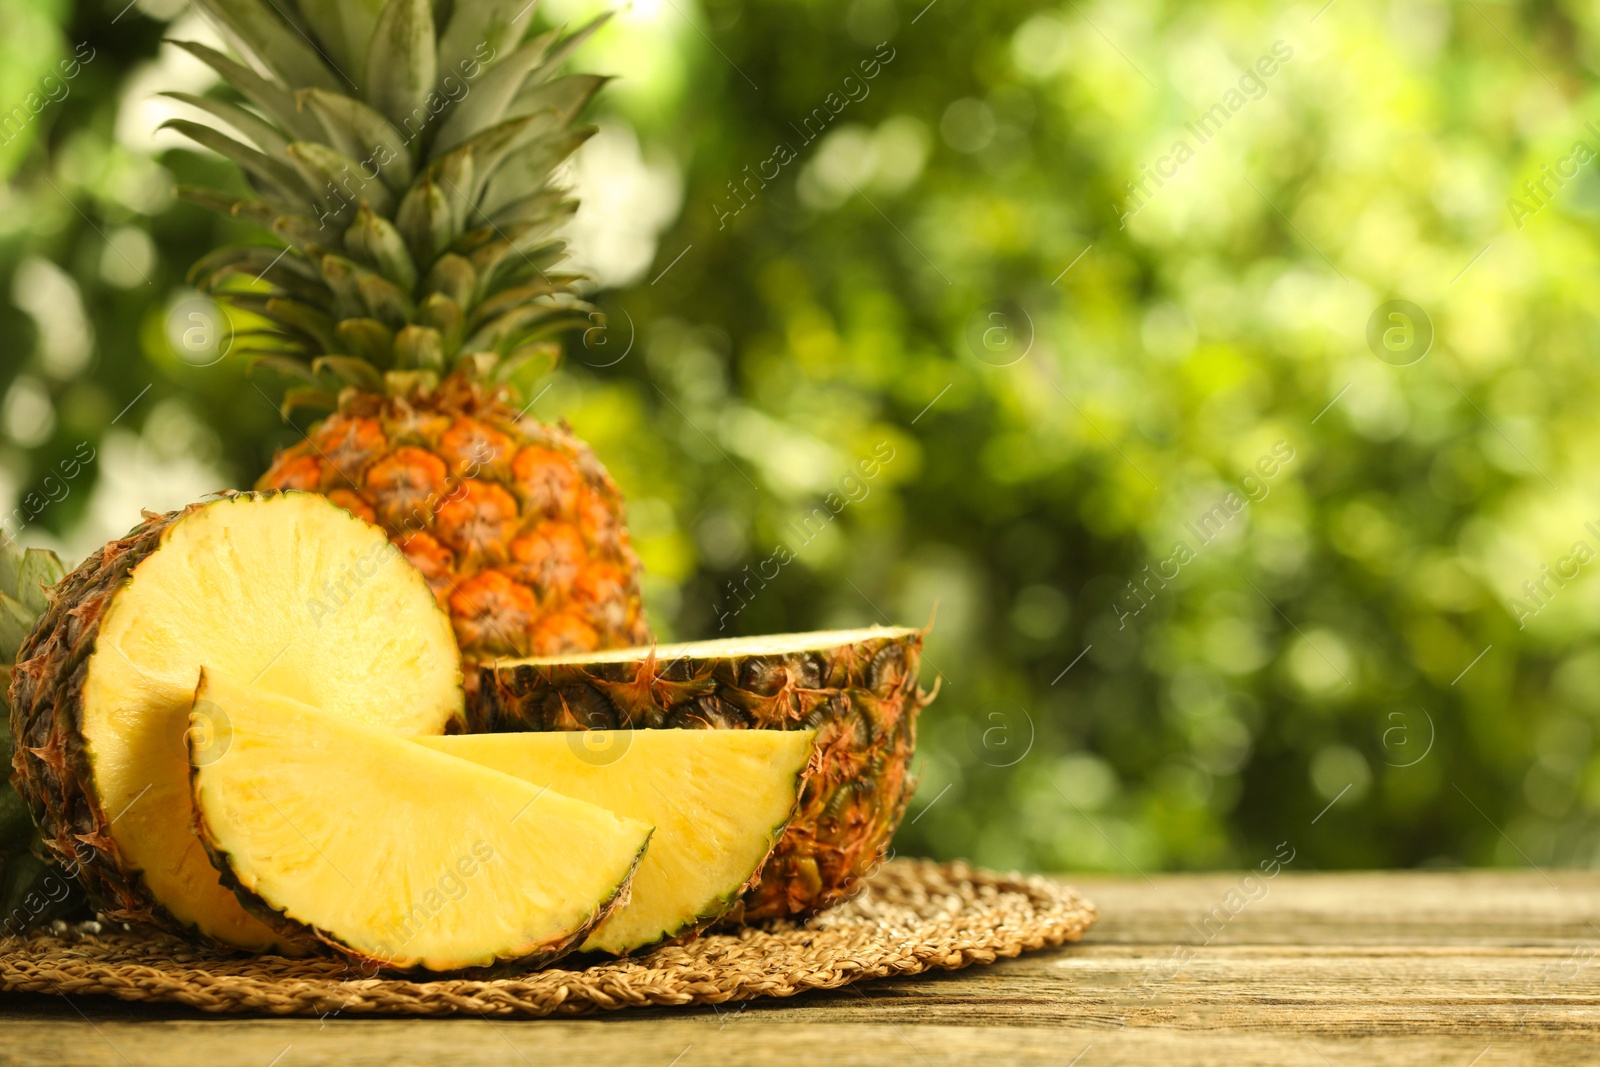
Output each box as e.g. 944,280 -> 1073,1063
473,627 -> 933,921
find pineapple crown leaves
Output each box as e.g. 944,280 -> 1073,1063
167,0 -> 612,415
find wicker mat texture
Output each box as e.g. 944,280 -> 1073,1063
0,859 -> 1095,1018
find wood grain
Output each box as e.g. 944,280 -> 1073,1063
5,871 -> 1600,1066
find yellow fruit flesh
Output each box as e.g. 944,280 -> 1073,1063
419,729 -> 814,954
191,674 -> 653,971
80,494 -> 463,950
513,626 -> 917,666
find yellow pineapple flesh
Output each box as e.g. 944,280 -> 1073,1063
420,728 -> 815,954
190,672 -> 652,972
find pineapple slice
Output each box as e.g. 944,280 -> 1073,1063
418,729 -> 815,955
189,672 -> 653,972
43,492 -> 462,950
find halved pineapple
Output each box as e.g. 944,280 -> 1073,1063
189,672 -> 653,972
473,627 -> 933,920
11,492 -> 463,951
418,729 -> 815,954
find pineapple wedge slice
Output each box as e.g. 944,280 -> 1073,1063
419,729 -> 815,955
189,672 -> 653,973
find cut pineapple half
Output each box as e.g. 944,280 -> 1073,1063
418,729 -> 815,954
515,626 -> 919,665
79,492 -> 463,950
190,672 -> 653,972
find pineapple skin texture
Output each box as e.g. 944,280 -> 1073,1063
258,374 -> 651,671
8,505 -> 196,933
474,631 -> 932,921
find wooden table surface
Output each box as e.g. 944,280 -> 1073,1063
4,870 -> 1599,1066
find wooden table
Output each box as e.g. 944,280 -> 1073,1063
3,871 -> 1598,1066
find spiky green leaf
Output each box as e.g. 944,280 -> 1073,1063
318,254 -> 369,320
245,353 -> 320,384
492,340 -> 562,383
429,31 -> 559,155
281,387 -> 338,419
162,119 -> 313,204
394,325 -> 445,371
526,14 -> 610,85
358,271 -> 417,328
431,113 -> 551,206
366,0 -> 438,129
336,318 -> 398,364
427,144 -> 479,237
436,0 -> 538,92
298,89 -> 416,192
0,593 -> 34,664
15,550 -> 62,616
0,539 -> 21,595
160,92 -> 291,156
509,73 -> 609,126
469,279 -> 562,326
480,127 -> 593,217
395,179 -> 455,266
264,297 -> 340,352
287,141 -> 395,220
312,356 -> 386,390
324,254 -> 416,327
489,188 -> 577,229
345,202 -> 419,290
190,244 -> 324,291
417,292 -> 464,352
462,299 -> 569,354
422,253 -> 477,306
273,215 -> 337,254
167,40 -> 325,141
296,0 -> 387,84
191,0 -> 345,92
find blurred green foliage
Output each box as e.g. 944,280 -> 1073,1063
5,0 -> 1600,875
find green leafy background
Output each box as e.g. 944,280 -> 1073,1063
4,0 -> 1597,875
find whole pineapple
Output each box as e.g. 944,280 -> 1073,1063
172,0 -> 650,666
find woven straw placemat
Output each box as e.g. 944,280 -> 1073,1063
0,859 -> 1094,1018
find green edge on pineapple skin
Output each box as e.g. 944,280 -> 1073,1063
0,538 -> 91,936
